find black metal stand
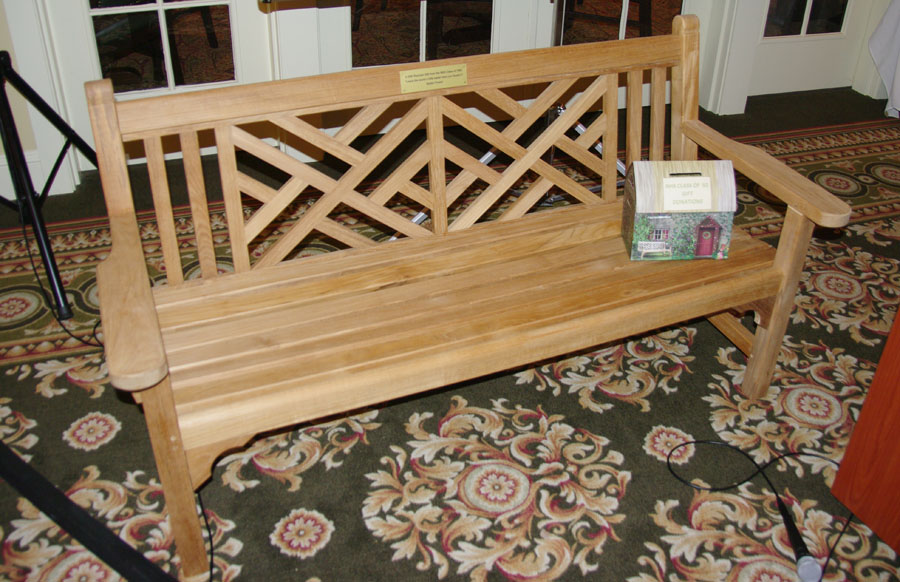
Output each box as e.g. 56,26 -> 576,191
0,51 -> 97,321
0,441 -> 177,582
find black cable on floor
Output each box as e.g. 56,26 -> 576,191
196,489 -> 217,581
17,205 -> 104,350
667,440 -> 856,582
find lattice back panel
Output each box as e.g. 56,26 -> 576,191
109,32 -> 689,286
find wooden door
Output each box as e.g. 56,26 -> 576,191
831,313 -> 900,553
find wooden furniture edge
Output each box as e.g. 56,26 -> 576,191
109,21 -> 693,139
87,80 -> 167,391
96,215 -> 168,391
682,119 -> 851,228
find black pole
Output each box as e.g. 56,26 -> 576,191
0,442 -> 178,582
0,52 -> 96,167
0,51 -> 84,320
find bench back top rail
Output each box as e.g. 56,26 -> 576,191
87,16 -> 700,287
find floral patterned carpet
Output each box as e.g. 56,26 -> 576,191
3,119 -> 900,581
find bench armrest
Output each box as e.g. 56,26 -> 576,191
682,119 -> 851,228
97,212 -> 168,391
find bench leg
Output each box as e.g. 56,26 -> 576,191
141,378 -> 210,581
741,208 -> 814,400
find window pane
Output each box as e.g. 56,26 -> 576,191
90,0 -> 153,8
165,6 -> 234,86
764,0 -> 807,37
93,12 -> 167,93
425,0 -> 492,61
560,0 -> 678,45
807,0 -> 847,34
352,0 -> 420,67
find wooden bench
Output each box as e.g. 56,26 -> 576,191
87,16 -> 850,580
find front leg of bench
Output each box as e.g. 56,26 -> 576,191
142,377 -> 210,581
98,215 -> 208,578
740,208 -> 814,399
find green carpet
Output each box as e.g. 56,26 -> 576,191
2,118 -> 900,581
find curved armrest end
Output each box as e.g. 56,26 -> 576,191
97,214 -> 169,393
106,360 -> 168,392
682,120 -> 852,228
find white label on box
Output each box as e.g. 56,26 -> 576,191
662,176 -> 712,211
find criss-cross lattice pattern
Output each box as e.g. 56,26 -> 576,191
134,60 -> 675,285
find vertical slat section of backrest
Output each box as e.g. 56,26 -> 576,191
85,81 -> 137,220
625,69 -> 643,168
214,125 -> 251,272
144,136 -> 184,285
601,72 -> 619,202
671,14 -> 700,161
179,130 -> 218,278
427,96 -> 448,235
649,67 -> 667,161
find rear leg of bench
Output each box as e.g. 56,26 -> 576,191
141,378 -> 210,581
740,208 -> 814,400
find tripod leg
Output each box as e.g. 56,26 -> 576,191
0,75 -> 73,320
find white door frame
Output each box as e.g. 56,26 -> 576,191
2,0 -> 76,197
493,0 -> 555,53
272,4 -> 351,79
683,0 -> 890,115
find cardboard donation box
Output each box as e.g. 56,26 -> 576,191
622,160 -> 737,260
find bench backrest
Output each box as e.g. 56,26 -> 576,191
87,15 -> 699,287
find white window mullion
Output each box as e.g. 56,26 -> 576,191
799,0 -> 814,35
419,1 -> 427,62
157,2 -> 177,90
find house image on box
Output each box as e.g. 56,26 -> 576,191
622,160 -> 737,261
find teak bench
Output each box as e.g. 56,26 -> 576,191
87,16 -> 850,580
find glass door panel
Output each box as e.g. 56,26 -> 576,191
807,0 -> 849,33
164,6 -> 234,86
764,0 -> 849,37
90,0 -> 154,7
93,11 -> 167,92
352,0 -> 420,66
89,0 -> 235,94
351,0 -> 493,67
557,0 -> 680,45
425,0 -> 492,60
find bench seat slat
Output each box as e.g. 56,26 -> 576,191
174,260 -> 780,454
153,203 -> 622,317
157,205 -> 779,455
167,235 -> 773,392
